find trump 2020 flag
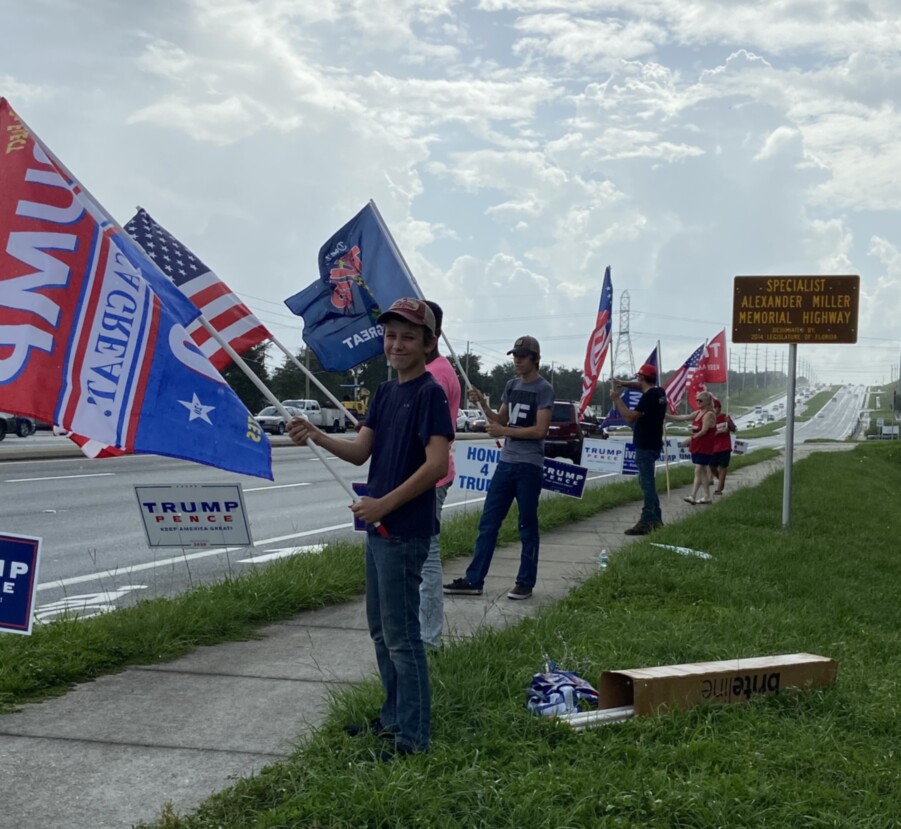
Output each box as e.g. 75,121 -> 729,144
285,201 -> 419,371
601,346 -> 658,427
125,208 -> 271,370
687,330 -> 727,409
578,266 -> 613,418
665,342 -> 705,413
0,98 -> 272,480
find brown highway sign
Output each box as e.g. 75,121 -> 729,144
732,275 -> 860,344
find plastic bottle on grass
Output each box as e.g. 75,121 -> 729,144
597,548 -> 609,571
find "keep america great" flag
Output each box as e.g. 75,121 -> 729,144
0,98 -> 272,479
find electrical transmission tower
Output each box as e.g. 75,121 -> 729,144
611,290 -> 636,378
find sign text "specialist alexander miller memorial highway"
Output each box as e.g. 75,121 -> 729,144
732,275 -> 860,344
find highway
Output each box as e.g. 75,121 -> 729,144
0,384 -> 867,621
0,438 -> 502,621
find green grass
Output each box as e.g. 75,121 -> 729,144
0,450 -> 775,712
794,387 -> 837,422
143,442 -> 901,829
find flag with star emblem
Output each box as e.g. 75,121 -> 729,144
284,201 -> 419,371
125,208 -> 271,370
0,98 -> 273,479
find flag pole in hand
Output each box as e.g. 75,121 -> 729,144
199,319 -> 388,536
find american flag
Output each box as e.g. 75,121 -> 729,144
665,343 -> 705,413
578,266 -> 613,418
125,208 -> 271,370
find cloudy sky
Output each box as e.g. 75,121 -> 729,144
4,0 -> 900,386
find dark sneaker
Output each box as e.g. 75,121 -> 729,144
507,583 -> 532,600
343,717 -> 395,740
624,522 -> 651,536
443,577 -> 482,595
649,520 -> 664,531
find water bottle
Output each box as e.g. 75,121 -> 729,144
597,548 -> 609,571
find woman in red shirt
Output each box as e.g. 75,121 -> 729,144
669,391 -> 717,504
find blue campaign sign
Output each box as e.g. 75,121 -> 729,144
542,458 -> 588,498
0,533 -> 42,636
622,442 -> 638,476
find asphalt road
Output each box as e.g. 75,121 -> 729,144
0,439 -> 501,621
1,384 -> 866,621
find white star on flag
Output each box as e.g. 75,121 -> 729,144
180,393 -> 215,424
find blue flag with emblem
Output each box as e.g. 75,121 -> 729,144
285,201 -> 420,371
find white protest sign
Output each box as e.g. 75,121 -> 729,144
581,438 -> 625,474
135,483 -> 253,548
453,443 -> 502,494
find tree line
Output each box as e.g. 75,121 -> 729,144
223,344 -> 799,417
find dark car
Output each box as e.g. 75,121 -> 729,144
544,401 -> 584,463
470,416 -> 488,433
579,413 -> 607,439
0,413 -> 36,440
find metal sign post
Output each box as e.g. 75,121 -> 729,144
783,344 -> 797,529
732,275 -> 860,529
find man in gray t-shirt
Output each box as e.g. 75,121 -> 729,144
443,336 -> 553,601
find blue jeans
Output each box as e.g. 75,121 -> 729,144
365,533 -> 430,752
465,460 -> 543,589
635,448 -> 662,525
420,483 -> 449,649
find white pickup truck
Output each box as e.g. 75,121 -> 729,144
282,399 -> 349,433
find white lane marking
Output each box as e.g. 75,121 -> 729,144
34,477 -> 613,592
35,586 -> 148,622
4,472 -> 116,483
37,523 -> 352,592
243,482 -> 312,493
240,545 -> 325,563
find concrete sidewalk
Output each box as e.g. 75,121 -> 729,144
1,451 -> 804,829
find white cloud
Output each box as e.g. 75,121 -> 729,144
4,0 -> 901,382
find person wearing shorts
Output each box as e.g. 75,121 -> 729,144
709,398 -> 736,495
669,390 -> 717,504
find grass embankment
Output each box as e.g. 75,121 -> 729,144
865,386 -> 898,437
0,451 -> 775,712
146,442 -> 901,829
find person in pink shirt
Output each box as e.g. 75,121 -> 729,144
421,301 -> 461,648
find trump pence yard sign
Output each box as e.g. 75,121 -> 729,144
0,533 -> 42,635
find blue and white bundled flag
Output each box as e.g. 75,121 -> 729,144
285,201 -> 420,371
527,661 -> 599,717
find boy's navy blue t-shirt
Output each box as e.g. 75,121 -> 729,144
364,372 -> 455,538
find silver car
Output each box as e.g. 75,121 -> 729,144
255,405 -> 302,435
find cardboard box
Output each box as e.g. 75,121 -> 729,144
599,653 -> 837,717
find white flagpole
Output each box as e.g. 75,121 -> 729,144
199,319 -> 387,535
268,335 -> 359,428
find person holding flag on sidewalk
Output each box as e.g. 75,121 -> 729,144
611,362 -> 667,535
443,335 -> 553,600
287,298 -> 454,759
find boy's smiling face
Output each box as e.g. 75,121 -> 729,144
383,319 -> 434,379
